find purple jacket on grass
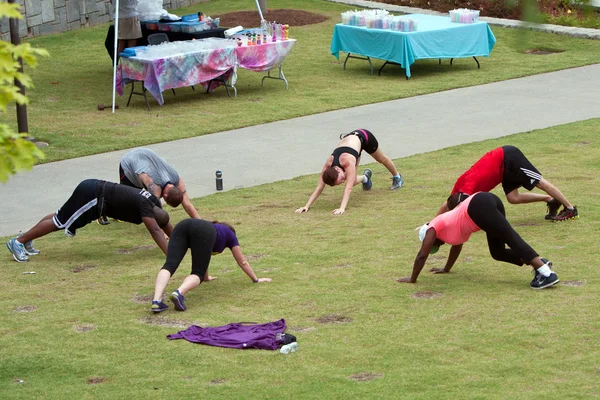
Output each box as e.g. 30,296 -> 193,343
167,319 -> 287,350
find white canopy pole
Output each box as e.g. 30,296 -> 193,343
111,0 -> 120,113
254,0 -> 265,22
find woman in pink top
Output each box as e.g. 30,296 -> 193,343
398,192 -> 559,289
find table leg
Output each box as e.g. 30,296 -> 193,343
450,57 -> 480,69
127,81 -> 151,111
343,53 -> 374,75
227,75 -> 237,97
205,77 -> 233,97
261,64 -> 289,90
378,61 -> 408,80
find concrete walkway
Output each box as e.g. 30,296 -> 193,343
2,63 -> 599,237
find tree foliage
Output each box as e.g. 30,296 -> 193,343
0,1 -> 48,183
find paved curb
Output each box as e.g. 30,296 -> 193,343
327,0 -> 600,39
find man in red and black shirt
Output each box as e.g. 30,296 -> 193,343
437,146 -> 578,221
6,179 -> 173,262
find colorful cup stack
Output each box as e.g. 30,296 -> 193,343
389,16 -> 418,32
449,9 -> 480,23
341,9 -> 389,27
341,10 -> 417,32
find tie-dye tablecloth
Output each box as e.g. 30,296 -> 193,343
234,39 -> 296,75
117,47 -> 236,105
118,39 -> 297,105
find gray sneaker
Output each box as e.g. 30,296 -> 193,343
18,234 -> 40,256
391,175 -> 404,190
362,169 -> 372,191
6,238 -> 29,262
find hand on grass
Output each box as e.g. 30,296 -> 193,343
430,268 -> 448,274
396,277 -> 415,283
206,275 -> 217,281
332,208 -> 345,215
295,207 -> 309,213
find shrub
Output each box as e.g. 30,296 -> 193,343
0,2 -> 48,182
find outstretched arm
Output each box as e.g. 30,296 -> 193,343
142,216 -> 169,255
231,246 -> 271,283
430,245 -> 462,274
177,178 -> 201,219
139,173 -> 162,199
296,175 -> 327,213
397,228 -> 437,283
333,164 -> 357,215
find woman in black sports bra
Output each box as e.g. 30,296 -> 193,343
295,129 -> 405,215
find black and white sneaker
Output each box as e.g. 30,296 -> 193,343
530,272 -> 559,290
532,258 -> 552,284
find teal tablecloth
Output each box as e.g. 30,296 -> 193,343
330,14 -> 496,77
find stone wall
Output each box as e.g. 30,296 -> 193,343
0,0 -> 207,41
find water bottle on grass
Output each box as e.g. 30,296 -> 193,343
280,342 -> 298,354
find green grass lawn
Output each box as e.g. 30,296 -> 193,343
1,119 -> 599,399
0,0 -> 599,162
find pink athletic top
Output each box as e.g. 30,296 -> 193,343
428,195 -> 480,245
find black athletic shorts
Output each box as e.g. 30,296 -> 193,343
502,145 -> 542,194
342,129 -> 379,155
53,179 -> 101,236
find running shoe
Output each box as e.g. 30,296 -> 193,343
6,238 -> 29,262
545,199 -> 561,220
362,169 -> 372,191
530,272 -> 560,290
18,234 -> 40,256
170,290 -> 186,311
390,175 -> 404,190
531,258 -> 552,284
551,206 -> 578,222
151,300 -> 169,313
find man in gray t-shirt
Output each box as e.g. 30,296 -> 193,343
120,148 -> 201,219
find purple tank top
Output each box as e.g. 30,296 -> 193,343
167,319 -> 287,350
212,223 -> 239,254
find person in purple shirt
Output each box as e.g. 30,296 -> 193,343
151,219 -> 271,312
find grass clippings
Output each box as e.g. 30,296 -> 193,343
139,316 -> 190,329
350,372 -> 384,382
315,314 -> 353,324
412,291 -> 444,299
87,377 -> 107,385
131,294 -> 154,304
561,280 -> 585,287
71,264 -> 96,273
12,306 -> 37,313
73,324 -> 96,333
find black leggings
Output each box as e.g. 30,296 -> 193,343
161,219 -> 216,280
467,192 -> 538,265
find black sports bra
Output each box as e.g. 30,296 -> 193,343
331,146 -> 360,169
